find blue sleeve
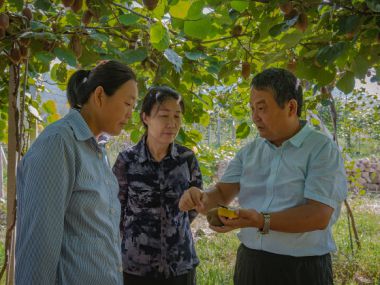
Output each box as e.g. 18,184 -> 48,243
16,134 -> 74,285
219,147 -> 244,183
304,141 -> 348,210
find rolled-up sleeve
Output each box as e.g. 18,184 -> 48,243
304,141 -> 348,210
220,148 -> 244,183
16,134 -> 74,285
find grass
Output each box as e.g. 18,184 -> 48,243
195,197 -> 380,285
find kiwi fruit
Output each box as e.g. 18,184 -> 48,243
143,0 -> 159,10
20,46 -> 29,59
279,2 -> 293,15
62,0 -> 75,7
241,62 -> 251,80
207,208 -> 224,227
231,25 -> 243,37
10,46 -> 22,64
287,59 -> 296,73
0,14 -> 10,30
82,10 -> 93,26
70,35 -> 82,58
22,7 -> 33,21
71,0 -> 83,13
295,12 -> 307,32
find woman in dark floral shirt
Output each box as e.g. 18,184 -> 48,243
113,86 -> 202,285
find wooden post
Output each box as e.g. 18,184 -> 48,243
5,64 -> 19,285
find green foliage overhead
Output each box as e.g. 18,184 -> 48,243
0,0 -> 380,144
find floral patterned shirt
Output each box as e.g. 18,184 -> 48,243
112,137 -> 202,278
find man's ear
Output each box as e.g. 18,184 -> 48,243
288,99 -> 298,116
92,86 -> 105,107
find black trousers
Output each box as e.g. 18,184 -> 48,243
234,244 -> 333,285
123,269 -> 196,285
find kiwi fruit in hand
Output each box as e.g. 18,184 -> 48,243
207,207 -> 239,227
207,208 -> 224,226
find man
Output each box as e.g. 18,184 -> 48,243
179,68 -> 347,285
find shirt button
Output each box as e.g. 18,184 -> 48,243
118,266 -> 123,272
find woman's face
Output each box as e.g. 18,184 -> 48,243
143,98 -> 182,146
99,80 -> 138,136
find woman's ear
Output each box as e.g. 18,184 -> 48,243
92,86 -> 105,107
288,99 -> 298,116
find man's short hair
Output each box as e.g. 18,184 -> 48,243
251,68 -> 303,117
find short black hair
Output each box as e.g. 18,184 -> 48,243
251,68 -> 303,117
67,60 -> 136,109
140,86 -> 184,128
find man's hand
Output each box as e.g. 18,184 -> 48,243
210,208 -> 263,233
179,187 -> 208,214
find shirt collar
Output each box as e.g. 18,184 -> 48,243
286,120 -> 311,148
137,136 -> 179,163
264,120 -> 311,149
66,109 -> 94,142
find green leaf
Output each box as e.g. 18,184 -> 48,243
184,51 -> 207,60
169,1 -> 192,19
42,100 -> 58,115
336,71 -> 355,94
119,14 -> 140,26
54,47 -> 77,67
89,31 -> 109,42
9,0 -> 23,10
34,0 -> 52,10
230,1 -> 249,12
187,129 -> 203,142
351,55 -> 369,79
34,51 -> 55,66
236,122 -> 250,139
279,31 -> 303,48
150,22 -> 170,51
153,0 -> 168,19
366,0 -> 380,12
130,129 -> 142,143
123,48 -> 148,64
269,23 -> 289,37
184,18 -> 216,39
316,42 -> 347,66
336,15 -> 361,34
187,1 -> 204,20
199,112 -> 210,127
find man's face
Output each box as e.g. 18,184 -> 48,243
250,88 -> 294,146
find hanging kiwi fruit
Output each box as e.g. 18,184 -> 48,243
279,2 -> 293,15
81,10 -> 93,26
231,25 -> 243,37
71,0 -> 83,13
62,0 -> 75,7
295,12 -> 307,32
22,7 -> 33,21
70,35 -> 82,58
241,62 -> 251,80
0,13 -> 10,30
10,45 -> 22,65
143,0 -> 159,11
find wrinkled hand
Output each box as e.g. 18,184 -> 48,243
179,187 -> 208,214
210,208 -> 263,233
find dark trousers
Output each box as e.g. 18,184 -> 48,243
234,244 -> 333,285
123,269 -> 196,285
